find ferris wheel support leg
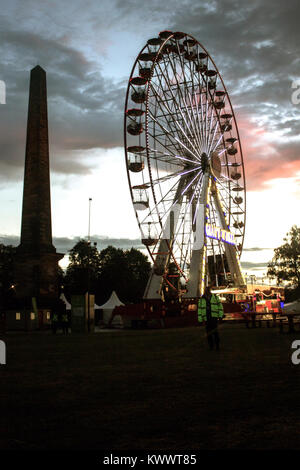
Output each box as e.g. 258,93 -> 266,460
143,202 -> 183,300
184,244 -> 207,298
183,172 -> 210,299
211,184 -> 245,287
143,177 -> 186,300
143,239 -> 169,300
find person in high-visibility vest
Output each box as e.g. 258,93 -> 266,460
62,312 -> 69,335
51,312 -> 58,334
198,285 -> 224,350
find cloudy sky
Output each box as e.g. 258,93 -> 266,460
0,0 -> 299,277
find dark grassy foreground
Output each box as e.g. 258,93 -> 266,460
1,323 -> 300,451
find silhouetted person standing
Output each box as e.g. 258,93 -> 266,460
62,312 -> 69,335
51,312 -> 58,334
198,285 -> 224,350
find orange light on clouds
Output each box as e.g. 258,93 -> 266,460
237,114 -> 300,191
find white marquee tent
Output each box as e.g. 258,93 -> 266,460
60,293 -> 71,311
97,291 -> 125,327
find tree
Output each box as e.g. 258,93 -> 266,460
123,248 -> 151,302
97,246 -> 151,304
64,240 -> 101,297
63,242 -> 151,304
267,226 -> 300,288
68,239 -> 101,270
96,246 -> 127,304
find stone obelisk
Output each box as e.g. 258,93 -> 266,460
14,66 -> 63,305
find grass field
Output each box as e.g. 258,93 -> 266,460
1,323 -> 300,450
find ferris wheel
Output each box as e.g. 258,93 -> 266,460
124,30 -> 246,299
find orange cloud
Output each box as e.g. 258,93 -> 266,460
237,114 -> 300,190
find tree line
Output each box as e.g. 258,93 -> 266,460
1,225 -> 300,308
0,241 -> 151,308
63,241 -> 151,304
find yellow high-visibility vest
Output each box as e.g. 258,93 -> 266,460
198,294 -> 223,322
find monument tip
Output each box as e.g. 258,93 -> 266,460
31,65 -> 46,73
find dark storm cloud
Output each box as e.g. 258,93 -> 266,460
0,0 -> 299,189
0,19 -> 126,182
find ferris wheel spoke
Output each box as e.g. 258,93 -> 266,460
141,165 -> 201,188
213,178 -> 231,201
210,131 -> 225,155
183,56 -> 207,151
147,150 -> 183,167
148,106 -> 184,155
205,100 -> 217,152
181,80 -> 204,154
150,64 -> 193,143
204,83 -> 211,153
205,81 -> 218,143
179,84 -> 204,154
148,105 -> 201,163
148,80 -> 186,145
146,131 -> 186,165
207,116 -> 221,156
157,55 -> 195,125
139,176 -> 182,226
150,68 -> 202,160
176,223 -> 189,271
148,78 -> 190,155
190,85 -> 206,152
172,153 -> 200,165
148,148 -> 199,167
175,226 -> 193,276
211,126 -> 226,156
188,87 -> 206,153
156,53 -> 203,155
206,102 -> 224,155
147,148 -> 200,172
199,80 -> 209,151
147,100 -> 183,157
163,55 -> 203,155
172,218 -> 193,272
147,139 -> 184,166
181,170 -> 202,196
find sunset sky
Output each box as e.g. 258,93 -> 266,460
0,0 -> 299,278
